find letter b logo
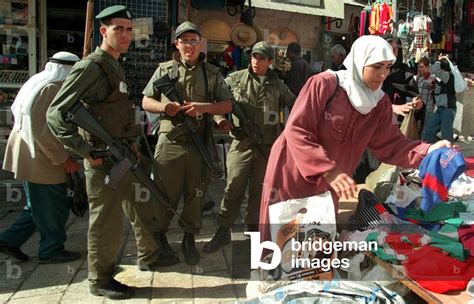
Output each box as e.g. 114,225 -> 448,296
245,232 -> 281,271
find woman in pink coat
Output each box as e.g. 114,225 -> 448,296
259,35 -> 453,242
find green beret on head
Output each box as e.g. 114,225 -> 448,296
95,5 -> 133,22
175,21 -> 201,38
251,41 -> 275,59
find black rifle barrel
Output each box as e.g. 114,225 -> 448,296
65,102 -> 188,226
231,101 -> 268,161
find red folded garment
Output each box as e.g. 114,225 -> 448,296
404,246 -> 474,293
465,156 -> 474,178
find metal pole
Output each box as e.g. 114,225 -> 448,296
392,0 -> 398,36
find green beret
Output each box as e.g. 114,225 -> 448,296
95,5 -> 132,22
251,41 -> 275,59
175,21 -> 201,38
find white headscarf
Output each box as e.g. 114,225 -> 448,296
334,35 -> 396,114
11,51 -> 80,158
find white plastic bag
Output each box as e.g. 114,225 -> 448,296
268,191 -> 336,281
447,58 -> 468,93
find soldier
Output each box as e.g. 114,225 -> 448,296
142,21 -> 232,266
203,42 -> 295,253
47,6 -> 169,300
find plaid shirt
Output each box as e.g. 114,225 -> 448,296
417,74 -> 435,112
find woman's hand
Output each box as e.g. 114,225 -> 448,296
392,103 -> 413,116
323,168 -> 358,201
427,140 -> 457,154
412,96 -> 424,110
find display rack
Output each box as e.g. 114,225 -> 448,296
0,0 -> 36,137
94,0 -> 169,103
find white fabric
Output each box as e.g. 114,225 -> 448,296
335,35 -> 396,115
11,52 -> 79,158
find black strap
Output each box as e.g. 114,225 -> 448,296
326,74 -> 339,107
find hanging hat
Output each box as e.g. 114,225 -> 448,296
95,5 -> 133,22
252,24 -> 264,42
230,23 -> 257,47
268,27 -> 298,46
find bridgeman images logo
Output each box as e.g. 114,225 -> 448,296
244,232 -> 378,273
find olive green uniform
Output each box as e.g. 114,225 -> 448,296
142,52 -> 232,234
218,67 -> 295,228
47,47 -> 159,287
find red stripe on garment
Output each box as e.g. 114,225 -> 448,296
423,173 -> 449,201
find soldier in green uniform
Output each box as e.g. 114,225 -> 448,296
47,6 -> 171,300
142,21 -> 232,266
203,41 -> 295,253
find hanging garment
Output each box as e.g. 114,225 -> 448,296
369,3 -> 380,34
467,0 -> 474,25
359,9 -> 366,37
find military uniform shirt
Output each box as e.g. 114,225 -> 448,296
47,47 -> 123,158
142,52 -> 232,135
226,67 -> 295,144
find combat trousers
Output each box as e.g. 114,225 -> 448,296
84,159 -> 159,287
153,134 -> 207,234
217,140 -> 267,228
0,182 -> 70,258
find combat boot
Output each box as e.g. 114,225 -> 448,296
90,279 -> 134,299
203,226 -> 231,253
139,231 -> 179,269
182,232 -> 200,266
155,231 -> 175,257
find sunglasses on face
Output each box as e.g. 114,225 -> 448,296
177,39 -> 201,46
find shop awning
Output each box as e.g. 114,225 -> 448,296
344,0 -> 367,8
251,0 -> 345,18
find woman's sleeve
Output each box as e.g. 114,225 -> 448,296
368,98 -> 430,168
284,74 -> 337,183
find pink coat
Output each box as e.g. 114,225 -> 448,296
259,71 -> 430,241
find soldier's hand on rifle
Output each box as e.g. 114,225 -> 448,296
86,157 -> 103,167
164,102 -> 181,117
63,157 -> 80,173
131,143 -> 141,164
217,119 -> 233,133
181,101 -> 208,117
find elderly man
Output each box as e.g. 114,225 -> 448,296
329,44 -> 347,71
1,52 -> 81,264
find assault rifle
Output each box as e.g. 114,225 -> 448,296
153,74 -> 223,179
64,101 -> 186,225
232,101 -> 268,160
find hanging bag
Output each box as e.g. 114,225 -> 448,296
399,108 -> 419,140
66,172 -> 89,217
446,58 -> 468,93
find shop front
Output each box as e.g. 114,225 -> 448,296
179,0 -> 347,76
0,0 -> 37,143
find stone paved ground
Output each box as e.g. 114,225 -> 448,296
0,139 -> 473,303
